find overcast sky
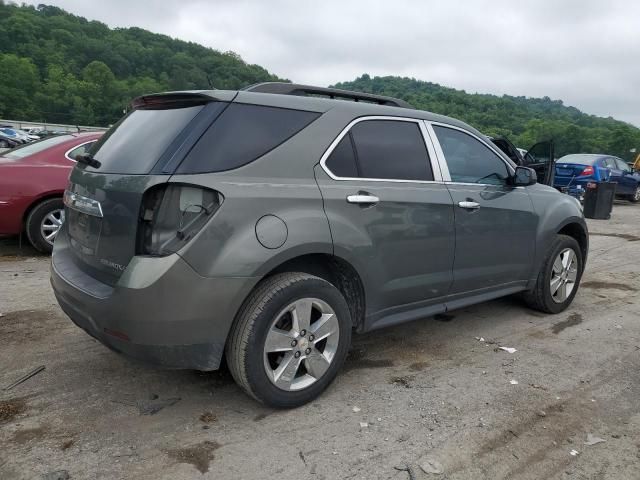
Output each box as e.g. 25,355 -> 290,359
25,0 -> 640,126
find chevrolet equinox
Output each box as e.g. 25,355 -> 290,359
51,83 -> 588,407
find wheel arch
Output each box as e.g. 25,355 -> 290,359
557,220 -> 589,270
22,191 -> 64,228
255,252 -> 366,331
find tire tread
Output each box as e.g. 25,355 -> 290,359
226,272 -> 329,403
523,234 -> 582,313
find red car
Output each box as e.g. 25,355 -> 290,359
0,132 -> 103,252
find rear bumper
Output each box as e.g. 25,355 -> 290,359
50,230 -> 258,370
554,178 -> 593,188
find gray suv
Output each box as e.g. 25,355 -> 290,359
51,83 -> 588,407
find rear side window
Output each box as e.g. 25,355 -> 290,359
350,120 -> 433,181
433,126 -> 509,185
89,105 -> 205,174
324,120 -> 433,181
325,134 -> 359,178
177,104 -> 320,174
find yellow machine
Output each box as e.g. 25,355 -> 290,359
633,153 -> 640,171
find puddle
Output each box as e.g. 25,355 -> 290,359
166,440 -> 221,474
551,313 -> 583,334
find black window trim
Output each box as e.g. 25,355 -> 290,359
320,116 -> 444,183
426,121 -> 517,186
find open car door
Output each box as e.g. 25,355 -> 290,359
522,140 -> 555,186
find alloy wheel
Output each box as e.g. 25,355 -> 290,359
550,248 -> 578,303
40,208 -> 65,245
263,298 -> 340,391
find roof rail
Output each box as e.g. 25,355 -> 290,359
244,82 -> 414,109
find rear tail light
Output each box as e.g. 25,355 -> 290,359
137,184 -> 221,256
579,166 -> 594,176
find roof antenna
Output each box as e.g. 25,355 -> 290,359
206,74 -> 215,89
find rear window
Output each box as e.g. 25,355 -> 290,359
4,135 -> 74,159
176,103 -> 320,174
89,105 -> 205,174
558,155 -> 599,166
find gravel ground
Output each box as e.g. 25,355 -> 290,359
1,201 -> 639,480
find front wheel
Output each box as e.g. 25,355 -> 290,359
629,185 -> 640,203
226,272 -> 352,408
523,234 -> 583,314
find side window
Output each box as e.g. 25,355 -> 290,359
615,158 -> 630,172
432,126 -> 510,185
349,120 -> 433,181
325,134 -> 359,178
177,104 -> 320,174
66,141 -> 96,161
602,158 -> 616,169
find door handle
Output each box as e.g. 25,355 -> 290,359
458,201 -> 480,210
347,194 -> 379,205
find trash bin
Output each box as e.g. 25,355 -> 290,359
583,181 -> 615,220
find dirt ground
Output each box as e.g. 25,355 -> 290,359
1,201 -> 639,480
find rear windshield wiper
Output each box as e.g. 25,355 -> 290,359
76,153 -> 101,168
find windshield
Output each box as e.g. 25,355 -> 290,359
557,154 -> 600,166
4,135 -> 75,159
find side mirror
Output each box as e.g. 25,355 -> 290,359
512,166 -> 537,186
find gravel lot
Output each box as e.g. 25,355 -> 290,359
1,201 -> 639,480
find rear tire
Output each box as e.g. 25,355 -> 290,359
226,272 -> 352,408
523,234 -> 583,314
25,198 -> 65,254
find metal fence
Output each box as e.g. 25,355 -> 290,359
0,118 -> 107,132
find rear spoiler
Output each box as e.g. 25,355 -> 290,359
130,91 -> 236,110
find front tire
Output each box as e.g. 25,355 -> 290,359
226,272 -> 352,408
523,234 -> 583,314
629,185 -> 640,203
25,198 -> 65,254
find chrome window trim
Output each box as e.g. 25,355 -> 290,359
64,140 -> 97,162
427,121 -> 518,187
319,115 -> 445,184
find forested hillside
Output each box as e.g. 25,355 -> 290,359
334,76 -> 640,159
0,2 -> 282,126
1,3 -> 638,159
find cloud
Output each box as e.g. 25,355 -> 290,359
24,0 -> 640,126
